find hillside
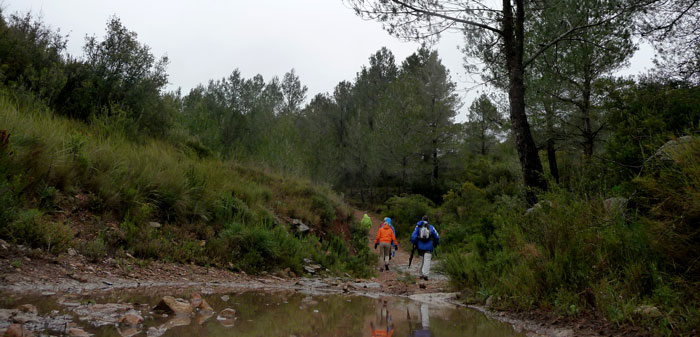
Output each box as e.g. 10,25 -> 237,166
0,90 -> 373,277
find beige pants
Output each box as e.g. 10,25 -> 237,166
420,252 -> 432,277
378,242 -> 391,267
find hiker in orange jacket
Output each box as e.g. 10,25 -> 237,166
374,220 -> 399,272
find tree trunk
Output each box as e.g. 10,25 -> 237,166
504,0 -> 547,205
581,61 -> 594,160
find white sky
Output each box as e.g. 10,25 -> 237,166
5,0 -> 656,122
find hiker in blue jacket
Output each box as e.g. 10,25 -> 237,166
410,215 -> 440,280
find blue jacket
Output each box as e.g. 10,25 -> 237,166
410,221 -> 439,251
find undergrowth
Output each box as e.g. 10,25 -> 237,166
0,89 -> 373,277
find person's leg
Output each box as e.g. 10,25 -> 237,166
380,243 -> 391,268
421,252 -> 432,279
378,244 -> 385,271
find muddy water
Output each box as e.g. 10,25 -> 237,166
1,290 -> 525,337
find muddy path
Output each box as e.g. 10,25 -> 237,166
0,223 -> 615,337
353,209 -> 450,295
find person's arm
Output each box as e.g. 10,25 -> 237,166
391,231 -> 399,249
431,226 -> 440,247
374,229 -> 381,248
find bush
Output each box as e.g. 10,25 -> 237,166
2,209 -> 73,253
383,194 -> 435,239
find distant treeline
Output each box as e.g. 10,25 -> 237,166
1,10 -> 699,204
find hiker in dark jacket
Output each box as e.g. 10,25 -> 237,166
410,215 -> 439,280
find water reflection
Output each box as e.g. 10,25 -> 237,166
408,303 -> 432,337
370,299 -> 394,337
1,291 -> 525,337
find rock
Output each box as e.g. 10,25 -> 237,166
297,223 -> 310,233
70,303 -> 133,326
524,201 -> 553,216
119,311 -> 144,326
146,326 -> 166,337
220,295 -> 230,302
634,305 -> 662,318
116,326 -> 140,337
485,295 -> 494,308
67,248 -> 78,256
3,324 -> 34,337
648,136 -> 694,162
68,328 -> 90,337
0,239 -> 8,250
11,314 -> 38,324
153,296 -> 193,315
190,293 -> 213,311
218,318 -> 235,328
148,222 -> 161,228
195,310 -> 215,325
103,280 -> 113,286
303,258 -> 313,264
159,316 -> 191,330
189,293 -> 203,307
68,273 -> 88,283
604,197 -> 628,215
16,304 -> 37,315
198,299 -> 213,312
552,329 -> 575,337
218,308 -> 237,319
303,266 -> 316,274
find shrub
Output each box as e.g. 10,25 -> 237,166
384,194 -> 435,239
3,209 -> 73,253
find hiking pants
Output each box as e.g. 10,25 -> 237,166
378,242 -> 391,267
420,251 -> 432,277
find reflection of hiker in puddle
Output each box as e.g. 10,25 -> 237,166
407,303 -> 431,337
370,299 -> 394,337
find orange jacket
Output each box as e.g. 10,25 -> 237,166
375,224 -> 398,247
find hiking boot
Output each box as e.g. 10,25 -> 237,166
379,267 -> 384,272
385,265 -> 389,271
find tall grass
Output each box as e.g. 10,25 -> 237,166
438,139 -> 700,335
0,90 -> 373,276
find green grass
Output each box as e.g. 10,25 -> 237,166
438,140 -> 700,335
0,89 -> 373,276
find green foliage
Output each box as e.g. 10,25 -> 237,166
605,79 -> 700,181
383,194 -> 435,238
2,209 -> 73,253
441,170 -> 700,334
0,88 -> 369,276
634,136 -> 700,282
80,238 -> 107,262
0,10 -> 68,104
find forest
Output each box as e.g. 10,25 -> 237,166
0,0 -> 699,335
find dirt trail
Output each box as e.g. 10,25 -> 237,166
353,209 -> 449,295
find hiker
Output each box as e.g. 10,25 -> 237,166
410,215 -> 439,280
384,217 -> 397,257
375,218 -> 399,271
361,213 -> 372,230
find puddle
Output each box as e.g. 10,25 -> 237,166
1,290 -> 525,336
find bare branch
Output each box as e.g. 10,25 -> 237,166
389,0 -> 503,35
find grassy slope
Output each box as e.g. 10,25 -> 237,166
0,90 -> 373,276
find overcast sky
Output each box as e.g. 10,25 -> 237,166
5,0 -> 656,121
